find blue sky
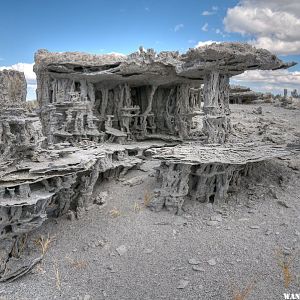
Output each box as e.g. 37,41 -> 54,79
0,0 -> 299,99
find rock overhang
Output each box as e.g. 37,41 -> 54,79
34,43 -> 296,86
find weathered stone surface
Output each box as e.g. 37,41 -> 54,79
0,70 -> 44,160
0,43 -> 295,281
149,143 -> 290,213
229,85 -> 261,104
34,43 -> 294,144
0,70 -> 27,104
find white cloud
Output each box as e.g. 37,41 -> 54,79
0,63 -> 36,83
251,37 -> 300,56
215,28 -> 227,38
202,6 -> 218,16
201,23 -> 208,32
194,40 -> 220,48
107,52 -> 126,56
231,69 -> 300,94
224,0 -> 300,55
0,63 -> 36,100
202,11 -> 215,16
174,24 -> 184,32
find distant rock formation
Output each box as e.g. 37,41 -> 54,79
229,85 -> 261,104
0,69 -> 27,103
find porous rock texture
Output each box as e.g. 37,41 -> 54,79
0,69 -> 44,160
0,70 -> 27,103
34,43 -> 294,144
0,69 -> 143,281
0,139 -> 147,281
0,43 -> 296,281
148,143 -> 290,214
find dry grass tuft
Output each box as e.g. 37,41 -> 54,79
53,260 -> 61,291
35,234 -> 56,256
35,264 -> 45,274
133,202 -> 142,213
66,256 -> 88,270
232,281 -> 255,300
109,207 -> 121,218
276,249 -> 297,288
143,191 -> 152,207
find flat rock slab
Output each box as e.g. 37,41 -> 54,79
116,245 -> 128,256
152,143 -> 290,165
122,177 -> 144,187
192,266 -> 205,272
207,258 -> 217,266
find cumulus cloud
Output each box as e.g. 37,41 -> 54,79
0,63 -> 36,83
231,69 -> 300,94
224,0 -> 300,55
194,40 -> 220,48
174,24 -> 184,32
201,23 -> 208,32
0,63 -> 36,100
252,37 -> 300,56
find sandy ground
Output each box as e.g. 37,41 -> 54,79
0,103 -> 300,300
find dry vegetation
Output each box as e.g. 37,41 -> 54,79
35,234 -> 56,256
53,259 -> 61,291
143,191 -> 152,207
276,249 -> 297,288
232,280 -> 256,300
109,207 -> 121,218
66,256 -> 88,270
133,202 -> 142,213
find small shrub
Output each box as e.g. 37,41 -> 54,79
109,207 -> 121,218
35,234 -> 56,256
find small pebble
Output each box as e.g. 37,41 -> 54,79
207,258 -> 217,266
177,280 -> 189,289
192,266 -> 205,272
116,245 -> 127,256
249,225 -> 260,229
206,220 -> 219,226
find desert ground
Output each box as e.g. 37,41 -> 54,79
0,103 -> 299,300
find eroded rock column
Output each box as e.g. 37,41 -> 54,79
202,71 -> 230,144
